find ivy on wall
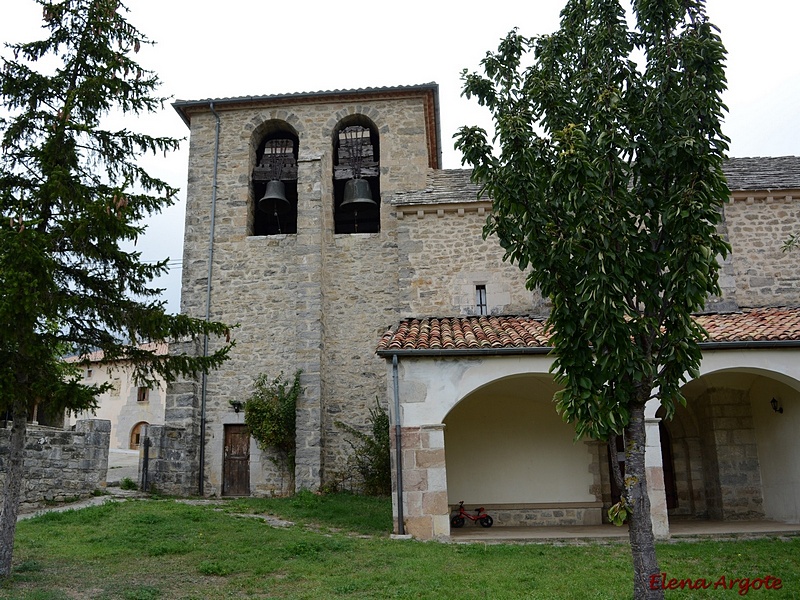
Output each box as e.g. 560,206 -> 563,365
241,370 -> 303,490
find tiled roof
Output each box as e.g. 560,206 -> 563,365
64,342 -> 169,364
393,170 -> 486,206
376,307 -> 800,355
723,156 -> 800,191
392,157 -> 800,207
694,308 -> 800,343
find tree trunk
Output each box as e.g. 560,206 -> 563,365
624,403 -> 663,599
0,402 -> 27,578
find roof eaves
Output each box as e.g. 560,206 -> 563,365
172,82 -> 440,128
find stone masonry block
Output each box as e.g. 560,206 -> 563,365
414,448 -> 445,469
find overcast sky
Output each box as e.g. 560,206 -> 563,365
3,0 -> 799,313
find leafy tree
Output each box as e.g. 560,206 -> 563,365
0,0 -> 232,577
242,371 -> 303,492
455,1 -> 729,597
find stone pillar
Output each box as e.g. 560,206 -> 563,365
393,424 -> 449,540
697,388 -> 764,519
645,417 -> 670,539
293,155 -> 323,491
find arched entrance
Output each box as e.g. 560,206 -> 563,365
130,421 -> 148,450
443,374 -> 604,526
659,368 -> 800,523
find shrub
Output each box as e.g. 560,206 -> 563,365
120,477 -> 138,491
242,370 -> 303,490
336,399 -> 391,496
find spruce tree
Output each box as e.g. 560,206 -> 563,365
0,0 -> 231,577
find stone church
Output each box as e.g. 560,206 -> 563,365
147,83 -> 800,540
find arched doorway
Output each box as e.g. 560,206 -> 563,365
130,421 -> 148,450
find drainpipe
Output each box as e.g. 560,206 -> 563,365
199,102 -> 221,496
392,354 -> 405,535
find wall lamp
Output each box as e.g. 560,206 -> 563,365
770,397 -> 784,414
230,400 -> 244,414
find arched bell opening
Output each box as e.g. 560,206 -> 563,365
332,117 -> 380,233
251,127 -> 299,236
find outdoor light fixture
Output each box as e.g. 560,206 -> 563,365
770,397 -> 784,414
230,400 -> 244,414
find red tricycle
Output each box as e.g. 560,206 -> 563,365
450,500 -> 493,528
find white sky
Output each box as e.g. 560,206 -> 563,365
3,0 -> 799,313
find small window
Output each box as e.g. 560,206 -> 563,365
86,368 -> 93,379
137,386 -> 149,403
476,285 -> 488,316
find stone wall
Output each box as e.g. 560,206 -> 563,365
172,83 -> 800,506
396,202 -> 547,317
172,91 -> 436,496
392,424 -> 449,540
140,424 -> 199,496
454,503 -> 603,527
0,420 -> 110,507
725,194 -> 800,307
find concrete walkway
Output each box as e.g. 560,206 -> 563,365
450,519 -> 800,544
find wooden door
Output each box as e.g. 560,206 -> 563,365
223,425 -> 250,496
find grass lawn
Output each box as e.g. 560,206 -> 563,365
1,492 -> 798,599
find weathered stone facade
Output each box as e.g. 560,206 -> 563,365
165,86 -> 441,496
162,82 -> 800,541
0,420 -> 110,508
724,194 -> 800,307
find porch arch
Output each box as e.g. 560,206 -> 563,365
442,373 -> 603,527
661,363 -> 800,523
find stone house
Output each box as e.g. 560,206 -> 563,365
66,343 -> 167,450
156,83 -> 800,540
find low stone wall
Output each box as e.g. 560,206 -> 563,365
0,419 -> 110,507
451,503 -> 604,527
141,424 -> 198,496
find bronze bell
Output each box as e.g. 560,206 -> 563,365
258,180 -> 291,215
340,178 -> 377,210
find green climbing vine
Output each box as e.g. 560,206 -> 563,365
241,370 -> 303,489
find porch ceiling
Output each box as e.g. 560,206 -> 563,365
377,307 -> 800,355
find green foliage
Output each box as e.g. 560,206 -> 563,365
456,2 -> 731,595
119,477 -> 138,491
0,0 -> 233,577
455,0 -> 730,440
608,499 -> 629,527
335,399 -> 391,496
0,0 -> 233,414
243,370 -> 303,484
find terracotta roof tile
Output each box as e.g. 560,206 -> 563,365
376,307 -> 800,354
